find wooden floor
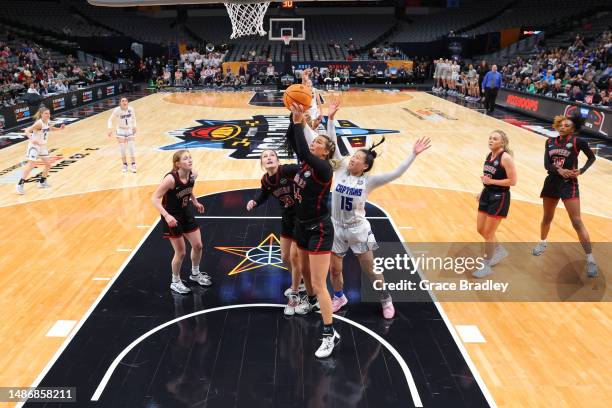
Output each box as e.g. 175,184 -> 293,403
1,90 -> 610,407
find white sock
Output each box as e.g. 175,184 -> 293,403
127,140 -> 135,158
172,275 -> 180,283
191,266 -> 199,275
586,253 -> 595,263
540,239 -> 547,246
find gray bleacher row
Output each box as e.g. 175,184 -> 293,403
389,0 -> 513,42
544,11 -> 611,49
73,1 -> 188,44
463,0 -> 610,36
0,0 -> 114,37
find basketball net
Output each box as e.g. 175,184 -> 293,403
282,34 -> 291,46
224,2 -> 270,39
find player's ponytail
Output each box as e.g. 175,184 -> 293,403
493,130 -> 513,157
359,136 -> 386,173
172,149 -> 189,172
33,106 -> 50,121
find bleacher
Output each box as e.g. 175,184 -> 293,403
463,0 -> 610,36
0,0 -> 113,38
390,0 -> 513,43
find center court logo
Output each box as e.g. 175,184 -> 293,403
162,115 -> 398,159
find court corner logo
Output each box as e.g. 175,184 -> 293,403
162,115 -> 398,159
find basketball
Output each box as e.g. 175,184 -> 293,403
283,84 -> 312,110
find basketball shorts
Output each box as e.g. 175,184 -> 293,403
280,211 -> 296,240
25,143 -> 49,161
540,174 -> 579,201
332,219 -> 378,257
294,215 -> 334,253
161,211 -> 199,238
451,73 -> 459,81
116,128 -> 134,138
478,188 -> 510,218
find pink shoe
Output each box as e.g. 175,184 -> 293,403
382,299 -> 395,319
331,294 -> 348,313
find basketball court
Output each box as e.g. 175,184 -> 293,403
1,86 -> 611,407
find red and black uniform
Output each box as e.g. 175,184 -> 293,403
478,150 -> 511,218
254,164 -> 300,239
541,135 -> 595,201
161,170 -> 199,238
286,120 -> 334,253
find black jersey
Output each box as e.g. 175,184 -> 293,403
482,150 -> 509,192
162,170 -> 195,215
286,123 -> 333,221
254,164 -> 300,214
293,160 -> 332,220
544,135 -> 595,176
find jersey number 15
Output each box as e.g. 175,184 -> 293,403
340,196 -> 353,211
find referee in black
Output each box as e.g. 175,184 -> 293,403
481,64 -> 502,114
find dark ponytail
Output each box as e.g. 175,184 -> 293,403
359,136 -> 386,173
567,111 -> 585,131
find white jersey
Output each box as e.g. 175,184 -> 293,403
331,167 -> 369,226
308,87 -> 319,119
31,119 -> 50,145
108,106 -> 136,131
302,118 -> 416,227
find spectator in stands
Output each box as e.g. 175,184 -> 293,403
369,65 -> 377,84
312,67 -> 321,86
266,63 -> 275,84
202,66 -> 213,86
248,65 -> 259,84
354,65 -> 365,85
551,80 -> 564,97
27,83 -> 39,95
543,70 -> 555,84
39,80 -> 50,97
570,85 -> 585,102
174,69 -> 183,87
238,65 -> 246,82
482,64 -> 502,114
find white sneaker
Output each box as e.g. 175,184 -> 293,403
532,242 -> 547,256
131,163 -> 137,173
122,164 -> 128,173
295,296 -> 317,315
39,180 -> 51,189
284,293 -> 300,316
315,329 -> 341,358
16,184 -> 24,195
489,245 -> 508,266
284,281 -> 306,297
170,280 -> 191,294
472,263 -> 493,278
189,272 -> 212,287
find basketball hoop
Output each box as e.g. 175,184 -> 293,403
224,1 -> 270,39
282,34 -> 291,46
